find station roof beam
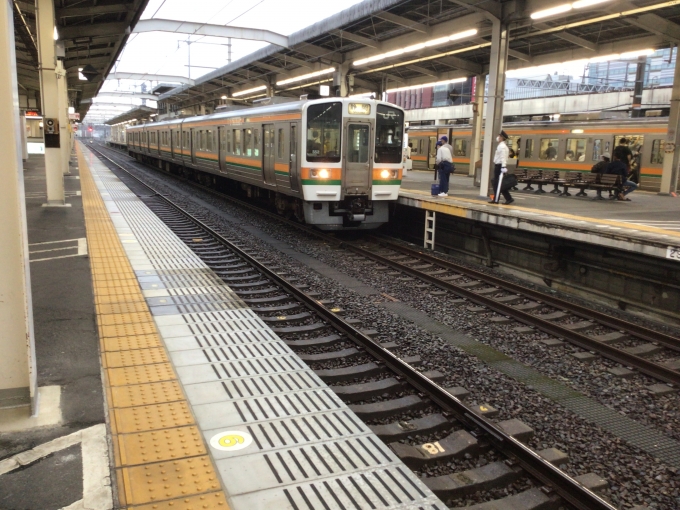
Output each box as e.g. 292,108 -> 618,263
133,20 -> 289,48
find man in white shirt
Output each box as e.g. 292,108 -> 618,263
489,130 -> 514,205
435,139 -> 453,196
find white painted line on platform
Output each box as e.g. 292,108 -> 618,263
0,423 -> 112,510
29,238 -> 88,262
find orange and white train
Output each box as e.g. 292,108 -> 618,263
124,98 -> 405,230
407,117 -> 670,191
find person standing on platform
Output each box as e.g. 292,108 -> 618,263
489,130 -> 513,205
435,139 -> 453,197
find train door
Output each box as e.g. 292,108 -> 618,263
289,122 -> 299,192
345,122 -> 372,195
190,129 -> 196,165
428,136 -> 437,169
218,127 -> 226,173
262,124 -> 276,185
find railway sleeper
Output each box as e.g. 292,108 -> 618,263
458,486 -> 562,510
219,274 -> 265,282
390,429 -> 484,468
623,342 -> 663,357
284,334 -> 344,350
513,301 -> 542,311
331,377 -> 403,402
241,294 -> 290,304
252,302 -> 303,314
298,347 -> 362,362
234,287 -> 279,296
424,460 -> 523,499
261,312 -> 312,324
272,323 -> 328,335
227,280 -> 271,288
369,414 -> 453,441
349,394 -> 427,421
494,295 -> 524,305
314,362 -> 386,382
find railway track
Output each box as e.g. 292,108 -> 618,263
98,142 -> 680,388
88,143 -> 616,509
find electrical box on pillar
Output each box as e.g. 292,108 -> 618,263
44,118 -> 60,148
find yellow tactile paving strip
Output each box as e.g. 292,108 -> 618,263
77,144 -> 229,510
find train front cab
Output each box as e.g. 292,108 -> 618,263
300,100 -> 404,230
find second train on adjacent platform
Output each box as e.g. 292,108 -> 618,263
406,117 -> 669,191
125,98 -> 405,230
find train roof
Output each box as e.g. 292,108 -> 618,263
128,98 -> 404,130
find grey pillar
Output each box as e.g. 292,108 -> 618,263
660,54 -> 680,195
0,0 -> 38,413
479,18 -> 509,198
469,74 -> 484,177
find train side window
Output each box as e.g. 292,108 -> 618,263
651,139 -> 665,164
234,129 -> 242,155
539,138 -> 558,160
219,129 -> 225,153
592,139 -> 602,161
506,135 -> 520,158
226,130 -> 232,154
253,129 -> 261,157
565,138 -> 586,161
277,128 -> 284,158
206,130 -> 213,152
245,129 -> 252,156
453,139 -> 467,157
524,139 -> 534,158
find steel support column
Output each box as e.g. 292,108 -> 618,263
479,19 -> 509,199
469,74 -> 484,177
36,0 -> 67,206
660,53 -> 680,195
57,61 -> 70,174
0,0 -> 37,413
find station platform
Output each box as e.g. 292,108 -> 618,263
400,170 -> 680,261
1,141 -> 445,510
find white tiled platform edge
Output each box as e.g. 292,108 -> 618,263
84,149 -> 446,510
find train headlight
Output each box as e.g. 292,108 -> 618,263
317,168 -> 330,179
380,169 -> 391,179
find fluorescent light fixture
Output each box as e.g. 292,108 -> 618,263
354,29 -> 477,66
386,77 -> 466,94
232,85 -> 267,97
572,0 -> 610,8
53,27 -> 59,40
588,53 -> 619,63
220,95 -> 227,99
319,85 -> 330,96
571,129 -> 584,133
241,93 -> 267,100
276,68 -> 335,86
531,3 -> 572,19
68,106 -> 75,114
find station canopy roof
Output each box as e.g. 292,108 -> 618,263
152,0 -> 680,111
105,105 -> 157,125
12,0 -> 150,119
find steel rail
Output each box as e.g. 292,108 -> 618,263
87,144 -> 616,510
341,240 -> 680,386
376,237 -> 680,353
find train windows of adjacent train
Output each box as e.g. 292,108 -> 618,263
234,129 -> 242,155
306,102 -> 342,162
539,138 -> 558,160
375,105 -> 404,163
207,130 -> 214,152
226,130 -> 232,154
524,139 -> 534,159
506,136 -> 520,158
592,139 -> 602,161
454,139 -> 467,157
565,138 -> 586,161
245,129 -> 253,157
651,139 -> 665,164
253,129 -> 261,157
219,130 -> 225,153
348,124 -> 370,163
614,135 -> 644,156
277,128 -> 285,159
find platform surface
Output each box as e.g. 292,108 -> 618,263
79,143 -> 446,510
401,170 -> 680,261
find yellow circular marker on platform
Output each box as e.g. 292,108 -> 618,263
210,430 -> 253,452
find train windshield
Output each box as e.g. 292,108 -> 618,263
306,102 -> 342,162
375,105 -> 404,163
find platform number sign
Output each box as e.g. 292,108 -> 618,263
667,246 -> 680,261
